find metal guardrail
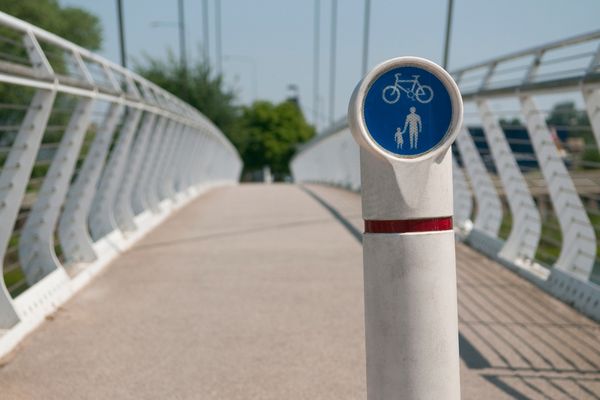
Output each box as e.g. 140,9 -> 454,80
0,11 -> 242,343
291,29 -> 600,322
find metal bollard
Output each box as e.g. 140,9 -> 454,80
348,57 -> 463,399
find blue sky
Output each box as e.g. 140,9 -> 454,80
60,0 -> 600,130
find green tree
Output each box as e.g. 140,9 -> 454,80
546,101 -> 598,168
499,117 -> 522,127
545,101 -> 588,129
136,52 -> 239,137
0,0 -> 102,51
231,100 -> 315,178
0,0 -> 102,124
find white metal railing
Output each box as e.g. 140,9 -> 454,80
291,30 -> 600,322
0,11 -> 241,354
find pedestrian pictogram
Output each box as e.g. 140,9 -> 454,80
399,106 -> 422,149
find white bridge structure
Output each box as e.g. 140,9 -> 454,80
1,11 -> 600,400
0,12 -> 241,355
292,30 -> 600,323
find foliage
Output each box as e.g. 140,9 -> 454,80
498,117 -> 521,127
546,101 -> 598,168
137,53 -> 314,178
230,100 -> 315,178
0,0 -> 102,50
0,0 -> 102,132
546,101 -> 590,137
135,51 -> 239,137
0,1 -> 102,295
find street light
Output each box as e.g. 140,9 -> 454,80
443,0 -> 455,69
224,54 -> 258,103
116,0 -> 127,68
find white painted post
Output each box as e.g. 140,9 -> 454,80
348,57 -> 463,400
477,100 -> 541,262
131,116 -> 166,215
521,95 -> 596,278
89,108 -> 142,240
189,130 -> 205,187
58,103 -> 123,263
156,122 -> 184,202
0,89 -> 55,327
19,97 -> 94,283
583,85 -> 600,150
143,118 -> 173,213
113,112 -> 157,232
0,29 -> 56,326
170,126 -> 194,194
175,128 -> 199,193
452,157 -> 473,230
455,126 -> 503,237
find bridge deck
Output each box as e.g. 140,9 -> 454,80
0,184 -> 599,399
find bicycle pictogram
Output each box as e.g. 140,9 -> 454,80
382,73 -> 434,104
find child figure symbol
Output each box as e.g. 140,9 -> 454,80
394,127 -> 404,149
396,106 -> 422,150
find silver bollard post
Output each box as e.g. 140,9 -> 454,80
348,57 -> 463,399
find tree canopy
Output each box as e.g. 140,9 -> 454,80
137,53 -> 315,179
230,100 -> 315,178
0,0 -> 102,50
136,52 -> 239,139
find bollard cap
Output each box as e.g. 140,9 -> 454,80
349,57 -> 463,163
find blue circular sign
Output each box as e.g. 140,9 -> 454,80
363,65 -> 454,158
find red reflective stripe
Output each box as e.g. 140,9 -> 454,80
364,217 -> 453,234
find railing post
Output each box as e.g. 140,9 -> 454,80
113,112 -> 157,232
160,123 -> 186,201
451,157 -> 473,230
168,125 -> 192,195
19,97 -> 94,283
455,126 -> 503,237
348,57 -> 462,400
143,118 -> 172,213
131,116 -> 166,214
155,122 -> 183,202
0,28 -> 56,326
477,100 -> 541,263
58,103 -> 123,263
0,89 -> 55,327
89,108 -> 142,240
583,85 -> 600,150
520,95 -> 596,278
198,136 -> 218,184
174,127 -> 198,193
188,132 -> 207,188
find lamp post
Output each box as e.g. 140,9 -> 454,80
313,0 -> 321,132
329,0 -> 338,125
362,0 -> 371,76
116,0 -> 127,68
443,0 -> 454,69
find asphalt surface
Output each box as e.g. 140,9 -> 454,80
0,183 -> 599,399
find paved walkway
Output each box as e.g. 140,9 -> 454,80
0,184 -> 599,399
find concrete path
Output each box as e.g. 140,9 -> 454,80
0,184 -> 599,399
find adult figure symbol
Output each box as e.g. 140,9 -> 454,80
400,107 -> 422,149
